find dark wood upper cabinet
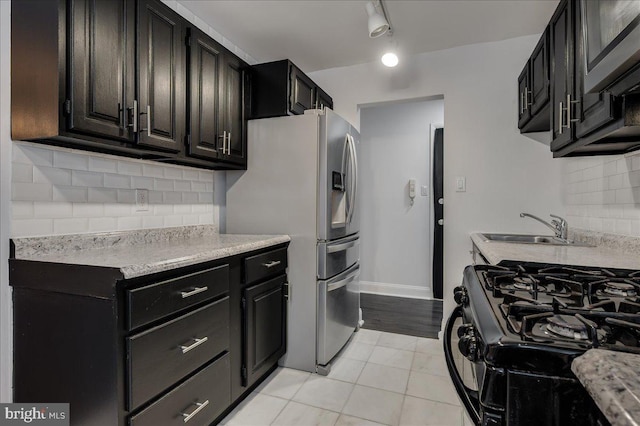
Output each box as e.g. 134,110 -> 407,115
68,0 -> 136,142
251,59 -> 333,119
11,0 -> 250,170
518,30 -> 550,133
187,27 -> 224,161
137,0 -> 185,153
185,27 -> 249,168
219,54 -> 249,166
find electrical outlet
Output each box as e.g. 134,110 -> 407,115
135,189 -> 149,211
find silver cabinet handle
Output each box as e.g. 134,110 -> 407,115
227,132 -> 232,154
180,336 -> 208,354
220,131 -> 227,154
181,400 -> 209,423
523,87 -> 528,111
438,219 -> 444,225
128,100 -> 138,133
180,286 -> 208,299
567,94 -> 580,124
146,105 -> 151,137
558,101 -> 564,135
520,91 -> 524,115
261,260 -> 281,268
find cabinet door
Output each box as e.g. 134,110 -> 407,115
550,0 -> 575,152
315,87 -> 333,111
137,0 -> 185,152
242,275 -> 286,387
530,30 -> 550,115
289,65 -> 315,115
187,27 -> 223,160
517,65 -> 531,128
573,0 -> 616,139
220,54 -> 248,166
68,0 -> 135,142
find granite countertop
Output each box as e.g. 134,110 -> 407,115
12,225 -> 290,279
572,349 -> 640,426
470,231 -> 640,270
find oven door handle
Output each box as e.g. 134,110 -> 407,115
444,305 -> 481,426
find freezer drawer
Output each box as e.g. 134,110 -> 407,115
317,264 -> 360,366
317,235 -> 359,280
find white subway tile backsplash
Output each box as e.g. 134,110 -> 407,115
117,160 -> 143,176
73,203 -> 105,218
12,219 -> 53,237
89,157 -> 118,173
53,186 -> 88,203
154,178 -> 174,191
12,144 -> 217,237
72,170 -> 104,187
12,163 -> 33,183
13,144 -> 54,166
13,182 -> 52,202
88,217 -> 118,232
117,189 -> 136,204
564,152 -> 640,237
104,173 -> 132,189
12,202 -> 34,219
34,202 -> 73,218
53,217 -> 89,234
163,167 -> 183,179
33,166 -> 72,185
53,151 -> 89,171
163,191 -> 182,204
88,188 -> 117,203
117,216 -> 143,231
132,176 -> 155,190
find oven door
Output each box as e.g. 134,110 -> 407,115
444,306 -> 481,425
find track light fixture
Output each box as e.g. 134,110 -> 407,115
365,1 -> 391,38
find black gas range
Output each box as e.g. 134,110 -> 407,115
444,260 -> 640,426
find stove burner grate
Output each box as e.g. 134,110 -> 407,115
546,315 -> 589,340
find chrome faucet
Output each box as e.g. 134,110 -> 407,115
520,213 -> 568,240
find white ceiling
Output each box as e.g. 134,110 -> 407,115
180,0 -> 559,73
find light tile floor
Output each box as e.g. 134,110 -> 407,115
220,329 -> 471,426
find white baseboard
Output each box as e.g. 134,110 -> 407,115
360,281 -> 432,300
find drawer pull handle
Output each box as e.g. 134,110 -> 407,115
180,286 -> 208,298
262,260 -> 281,268
180,337 -> 208,354
181,400 -> 209,423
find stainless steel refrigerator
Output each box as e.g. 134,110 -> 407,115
226,109 -> 360,373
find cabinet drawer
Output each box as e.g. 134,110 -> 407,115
244,247 -> 287,284
127,264 -> 229,330
130,353 -> 230,426
127,298 -> 229,410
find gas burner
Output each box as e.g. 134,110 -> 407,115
602,282 -> 637,297
513,282 -> 532,291
546,315 -> 589,340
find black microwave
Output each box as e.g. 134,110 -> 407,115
582,0 -> 640,93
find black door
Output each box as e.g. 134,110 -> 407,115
68,0 -> 135,142
432,128 -> 444,300
137,0 -> 184,152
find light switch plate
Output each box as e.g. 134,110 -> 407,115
456,176 -> 466,192
421,186 -> 428,196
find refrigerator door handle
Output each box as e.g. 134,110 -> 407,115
326,238 -> 360,254
341,134 -> 351,224
327,270 -> 359,292
345,134 -> 357,225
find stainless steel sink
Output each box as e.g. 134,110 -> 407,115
480,233 -> 593,246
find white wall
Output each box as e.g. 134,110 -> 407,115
359,99 -> 444,299
563,152 -> 640,236
310,35 -> 566,319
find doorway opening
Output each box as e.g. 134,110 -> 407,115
357,96 -> 444,338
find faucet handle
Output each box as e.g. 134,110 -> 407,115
550,214 -> 566,224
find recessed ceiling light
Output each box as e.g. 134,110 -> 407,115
381,52 -> 399,67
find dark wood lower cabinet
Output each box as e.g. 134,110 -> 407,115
10,243 -> 289,426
